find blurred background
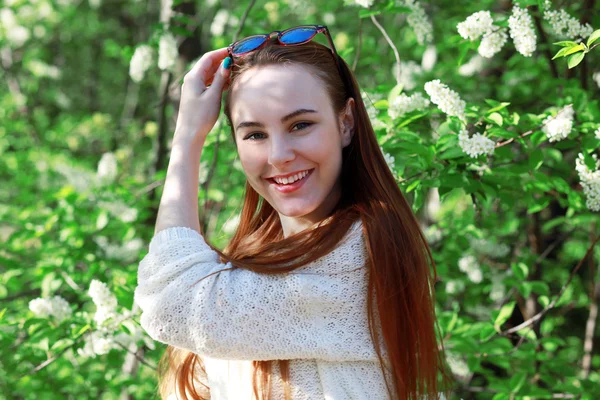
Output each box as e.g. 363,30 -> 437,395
1,0 -> 600,398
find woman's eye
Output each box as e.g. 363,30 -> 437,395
244,132 -> 265,141
292,122 -> 312,131
243,123 -> 312,140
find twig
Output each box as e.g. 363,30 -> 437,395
112,333 -> 158,371
531,6 -> 559,79
135,179 -> 165,198
20,326 -> 89,377
233,0 -> 256,42
352,17 -> 363,72
502,231 -> 600,334
370,15 -> 401,87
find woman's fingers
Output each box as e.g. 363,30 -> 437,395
188,47 -> 229,84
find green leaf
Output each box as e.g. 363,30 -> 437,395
480,323 -> 497,342
511,262 -> 529,280
553,40 -> 578,47
359,9 -> 381,18
529,148 -> 544,170
486,101 -> 511,114
587,29 -> 600,47
510,372 -> 527,393
567,52 -> 585,69
551,46 -> 571,60
494,301 -> 516,331
387,83 -> 404,104
562,43 -> 585,56
406,179 -> 421,193
488,112 -> 503,126
517,326 -> 537,341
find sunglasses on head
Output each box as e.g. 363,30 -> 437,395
226,24 -> 342,72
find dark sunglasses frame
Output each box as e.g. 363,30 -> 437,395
226,24 -> 342,74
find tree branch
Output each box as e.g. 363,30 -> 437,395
370,15 -> 401,87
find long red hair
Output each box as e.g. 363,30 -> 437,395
156,37 -> 454,400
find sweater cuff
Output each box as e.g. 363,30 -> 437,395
149,226 -> 204,253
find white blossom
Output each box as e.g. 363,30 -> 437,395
468,236 -> 510,258
95,236 -> 144,262
508,5 -> 537,57
129,44 -> 153,83
423,224 -> 443,244
424,79 -> 466,119
89,0 -> 101,8
223,213 -> 241,235
362,92 -> 387,131
394,60 -> 423,91
77,331 -> 115,357
98,200 -> 138,223
575,153 -> 600,212
457,11 -> 495,41
29,295 -> 72,322
158,33 -> 178,71
458,254 -> 483,283
445,279 -> 465,295
543,1 -> 594,39
593,71 -> 600,89
542,105 -> 574,142
489,278 -> 506,302
0,9 -> 29,47
27,60 -> 61,79
323,12 -> 336,25
459,54 -> 486,76
446,351 -> 471,378
346,0 -> 375,8
595,127 -> 600,140
6,25 -> 30,47
0,8 -> 16,28
401,0 -> 433,45
458,129 -> 495,158
421,45 -> 437,71
210,9 -> 229,37
478,27 -> 508,58
97,152 -> 118,184
380,146 -> 396,173
89,280 -> 118,326
388,92 -> 430,119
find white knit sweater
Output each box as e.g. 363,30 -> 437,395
134,219 -> 396,399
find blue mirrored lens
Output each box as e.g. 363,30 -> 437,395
232,36 -> 266,55
280,27 -> 316,44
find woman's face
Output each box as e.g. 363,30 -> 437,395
229,64 -> 355,237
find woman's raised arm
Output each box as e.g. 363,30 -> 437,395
154,48 -> 231,235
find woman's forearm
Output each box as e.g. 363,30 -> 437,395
154,135 -> 204,235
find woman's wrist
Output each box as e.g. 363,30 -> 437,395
172,128 -> 207,150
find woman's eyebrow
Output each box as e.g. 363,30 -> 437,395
235,109 -> 318,131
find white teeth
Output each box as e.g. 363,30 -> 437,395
274,170 -> 309,185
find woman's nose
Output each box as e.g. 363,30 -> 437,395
268,136 -> 296,167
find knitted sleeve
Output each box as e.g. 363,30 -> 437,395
133,220 -> 379,362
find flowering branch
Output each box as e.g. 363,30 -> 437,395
495,104 -> 574,147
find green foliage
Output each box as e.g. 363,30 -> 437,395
2,0 -> 600,399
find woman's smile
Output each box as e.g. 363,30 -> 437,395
267,168 -> 315,194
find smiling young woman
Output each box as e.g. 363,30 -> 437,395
134,25 -> 454,400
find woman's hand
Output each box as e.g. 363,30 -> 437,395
173,47 -> 232,145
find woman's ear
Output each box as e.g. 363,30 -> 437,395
339,97 -> 356,148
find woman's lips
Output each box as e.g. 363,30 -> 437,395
267,168 -> 314,194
